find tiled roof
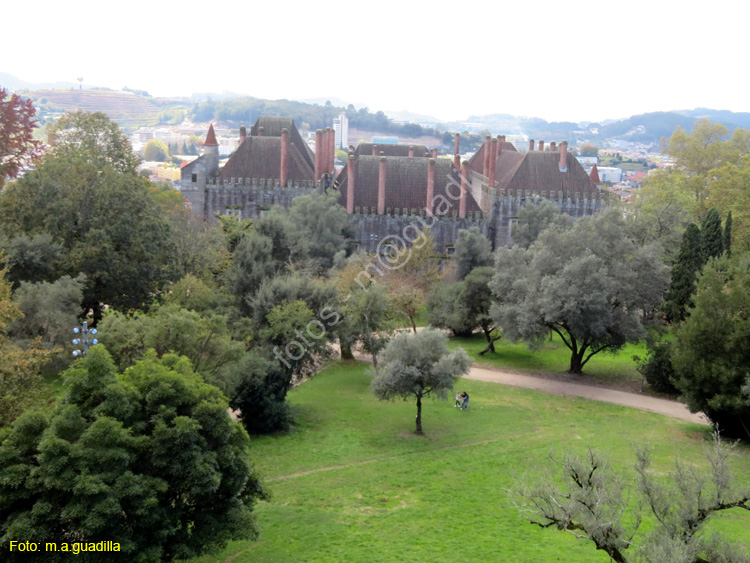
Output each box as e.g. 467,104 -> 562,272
218,117 -> 315,181
335,156 -> 482,215
219,137 -> 314,181
467,140 -> 517,175
204,124 -> 218,146
495,152 -> 597,197
353,143 -> 430,158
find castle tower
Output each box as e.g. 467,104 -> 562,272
203,124 -> 220,177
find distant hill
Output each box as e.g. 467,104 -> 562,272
675,108 -> 750,130
0,72 -> 79,91
24,89 -> 170,130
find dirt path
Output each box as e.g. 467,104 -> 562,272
464,365 -> 709,425
346,340 -> 709,426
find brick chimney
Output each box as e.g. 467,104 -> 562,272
454,133 -> 460,155
483,136 -> 490,177
496,135 -> 503,157
378,156 -> 387,215
460,161 -> 469,218
488,138 -> 497,188
315,129 -> 323,181
347,155 -> 355,214
430,148 -> 437,158
454,153 -> 460,172
258,126 -> 264,137
528,139 -> 535,152
426,158 -> 435,215
239,126 -> 247,144
280,128 -> 289,187
372,144 -> 378,156
559,141 -> 568,172
550,141 -> 556,152
538,140 -> 544,152
408,145 -> 414,158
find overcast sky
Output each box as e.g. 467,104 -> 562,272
3,0 -> 747,123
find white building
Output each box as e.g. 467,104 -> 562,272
333,113 -> 349,149
597,166 -> 622,184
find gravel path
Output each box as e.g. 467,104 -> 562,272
464,365 -> 709,425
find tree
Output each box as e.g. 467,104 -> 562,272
0,268 -> 57,427
0,347 -> 265,561
491,209 -> 668,373
509,434 -> 750,563
0,233 -> 63,288
672,256 -> 750,439
700,207 -> 724,262
371,329 -> 471,434
511,199 -> 574,249
427,267 -> 501,354
725,211 -> 733,257
579,144 -> 599,157
0,88 -> 43,187
46,110 -> 139,173
0,136 -> 175,320
142,139 -> 170,162
9,275 -> 85,349
664,223 -> 703,322
453,226 -> 492,280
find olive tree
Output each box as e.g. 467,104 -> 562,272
371,328 -> 471,434
490,209 -> 668,374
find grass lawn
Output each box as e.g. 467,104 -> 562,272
188,362 -> 750,563
446,332 -> 647,388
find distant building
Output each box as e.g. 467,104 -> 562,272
372,136 -> 398,145
333,113 -> 349,149
597,166 -> 622,183
577,156 -> 598,166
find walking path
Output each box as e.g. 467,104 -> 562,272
348,342 -> 709,425
465,365 -> 709,425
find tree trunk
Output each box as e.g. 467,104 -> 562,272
415,393 -> 423,434
410,315 -> 417,334
478,328 -> 500,356
569,349 -> 585,374
340,340 -> 355,360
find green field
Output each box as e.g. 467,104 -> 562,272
446,332 -> 647,389
188,362 -> 749,563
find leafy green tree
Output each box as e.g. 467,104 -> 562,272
9,275 -> 85,349
228,350 -> 292,434
286,192 -> 353,272
672,256 -> 750,439
46,110 -> 139,173
509,434 -> 750,563
0,347 -> 265,561
453,226 -> 492,280
142,139 -> 170,162
491,210 -> 668,373
511,199 -> 574,249
0,269 -> 57,427
0,144 -> 175,320
664,223 -> 703,322
725,210 -> 733,257
371,328 -> 471,434
700,207 -> 724,262
0,233 -> 62,287
635,340 -> 678,394
427,267 -> 500,353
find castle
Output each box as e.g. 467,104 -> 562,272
181,117 -> 606,252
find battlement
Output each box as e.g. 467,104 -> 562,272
205,177 -> 318,189
348,205 -> 486,223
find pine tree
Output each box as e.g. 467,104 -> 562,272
700,207 -> 724,262
724,210 -> 733,258
664,223 -> 703,323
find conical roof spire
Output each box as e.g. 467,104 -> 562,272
204,124 -> 218,146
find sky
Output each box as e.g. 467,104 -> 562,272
3,0 -> 748,124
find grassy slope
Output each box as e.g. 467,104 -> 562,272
189,362 -> 749,563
